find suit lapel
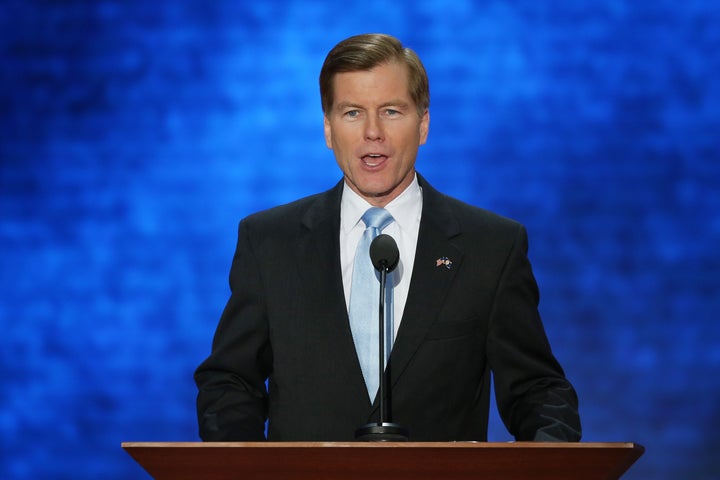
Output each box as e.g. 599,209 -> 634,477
296,181 -> 373,406
297,183 -> 344,309
386,176 -> 464,391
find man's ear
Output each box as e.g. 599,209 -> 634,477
419,109 -> 430,145
323,115 -> 333,149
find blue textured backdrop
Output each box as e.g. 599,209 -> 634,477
1,1 -> 718,479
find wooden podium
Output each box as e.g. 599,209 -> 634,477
122,441 -> 644,479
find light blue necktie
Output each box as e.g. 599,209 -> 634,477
349,207 -> 395,402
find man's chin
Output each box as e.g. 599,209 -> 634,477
345,173 -> 415,206
355,185 -> 403,206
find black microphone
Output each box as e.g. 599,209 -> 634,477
355,234 -> 409,442
370,233 -> 400,273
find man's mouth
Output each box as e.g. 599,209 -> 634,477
362,154 -> 387,167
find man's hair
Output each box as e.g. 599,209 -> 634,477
319,33 -> 430,117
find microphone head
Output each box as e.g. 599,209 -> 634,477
369,234 -> 400,272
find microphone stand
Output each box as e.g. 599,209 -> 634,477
355,259 -> 409,441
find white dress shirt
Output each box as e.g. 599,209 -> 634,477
340,174 -> 423,338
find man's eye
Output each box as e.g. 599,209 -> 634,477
385,109 -> 400,116
344,110 -> 359,118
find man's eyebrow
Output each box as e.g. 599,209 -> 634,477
380,100 -> 411,109
336,102 -> 363,110
335,100 -> 411,110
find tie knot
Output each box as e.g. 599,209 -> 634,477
361,207 -> 394,232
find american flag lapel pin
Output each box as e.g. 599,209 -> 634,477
435,256 -> 453,269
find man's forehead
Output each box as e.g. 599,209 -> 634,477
333,61 -> 409,83
331,64 -> 412,104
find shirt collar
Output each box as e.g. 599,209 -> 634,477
340,174 -> 423,234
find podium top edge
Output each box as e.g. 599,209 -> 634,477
122,441 -> 643,451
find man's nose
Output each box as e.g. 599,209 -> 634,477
364,115 -> 384,141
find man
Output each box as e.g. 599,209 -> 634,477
194,33 -> 581,442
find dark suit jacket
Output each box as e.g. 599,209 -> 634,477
194,175 -> 581,442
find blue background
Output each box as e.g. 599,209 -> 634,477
1,1 -> 718,479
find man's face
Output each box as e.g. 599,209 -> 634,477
324,61 -> 429,207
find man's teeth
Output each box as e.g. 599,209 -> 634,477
364,154 -> 384,166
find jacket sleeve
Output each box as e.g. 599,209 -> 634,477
487,225 -> 582,441
194,218 -> 272,441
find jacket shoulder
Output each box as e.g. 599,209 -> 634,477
418,174 -> 524,238
432,190 -> 525,242
235,182 -> 341,247
244,193 -> 321,226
